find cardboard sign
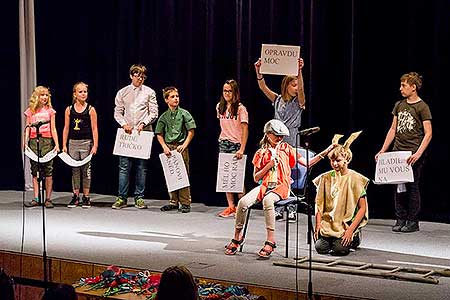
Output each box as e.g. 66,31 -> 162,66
216,153 -> 247,193
159,151 -> 190,192
374,151 -> 414,184
113,128 -> 154,159
58,152 -> 93,167
260,44 -> 301,76
24,146 -> 58,163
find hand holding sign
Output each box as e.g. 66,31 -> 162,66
374,151 -> 414,184
259,44 -> 301,76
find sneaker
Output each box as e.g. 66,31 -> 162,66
112,197 -> 127,209
82,195 -> 91,208
180,204 -> 191,213
400,221 -> 419,233
288,211 -> 297,223
218,207 -> 236,218
68,194 -> 80,208
44,199 -> 54,208
161,204 -> 179,211
25,198 -> 40,208
275,210 -> 283,221
134,198 -> 147,209
392,220 -> 406,232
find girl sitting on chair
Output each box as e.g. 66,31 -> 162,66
224,119 -> 335,259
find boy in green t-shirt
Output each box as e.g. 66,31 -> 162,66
155,87 -> 196,213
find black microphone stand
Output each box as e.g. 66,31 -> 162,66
302,135 -> 314,300
34,124 -> 49,289
293,130 -> 314,300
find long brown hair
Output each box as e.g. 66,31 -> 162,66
280,76 -> 297,101
218,79 -> 241,118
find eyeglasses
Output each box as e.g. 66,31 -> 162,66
133,74 -> 147,80
223,90 -> 233,94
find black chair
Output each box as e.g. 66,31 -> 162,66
239,148 -> 315,258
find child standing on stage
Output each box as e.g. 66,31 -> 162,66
156,87 -> 196,213
225,119 -> 335,259
23,86 -> 60,208
216,79 -> 249,218
62,82 -> 98,208
254,57 -> 306,222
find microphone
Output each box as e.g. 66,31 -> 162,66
27,120 -> 50,128
299,126 -> 320,136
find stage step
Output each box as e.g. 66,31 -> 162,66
1,250 -> 363,300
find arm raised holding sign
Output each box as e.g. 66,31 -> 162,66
254,55 -> 306,220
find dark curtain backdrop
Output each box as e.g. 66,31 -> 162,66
3,0 -> 449,223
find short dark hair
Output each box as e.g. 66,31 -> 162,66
42,283 -> 77,300
400,72 -> 423,90
156,265 -> 197,300
129,64 -> 147,76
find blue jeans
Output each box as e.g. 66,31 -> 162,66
118,156 -> 148,199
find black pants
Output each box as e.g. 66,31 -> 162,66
394,157 -> 425,223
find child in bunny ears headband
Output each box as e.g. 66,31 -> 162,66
313,131 -> 369,256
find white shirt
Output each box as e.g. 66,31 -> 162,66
114,84 -> 158,128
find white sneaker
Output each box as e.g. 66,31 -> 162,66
288,211 -> 297,223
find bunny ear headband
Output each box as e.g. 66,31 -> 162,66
332,131 -> 362,150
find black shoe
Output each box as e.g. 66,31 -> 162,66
392,220 -> 406,232
350,231 -> 362,249
160,204 -> 178,211
68,194 -> 80,208
401,221 -> 419,233
180,204 -> 191,213
82,195 -> 91,208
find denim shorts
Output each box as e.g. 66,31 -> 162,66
218,140 -> 241,153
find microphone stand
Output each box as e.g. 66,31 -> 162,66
303,135 -> 314,300
35,124 -> 49,289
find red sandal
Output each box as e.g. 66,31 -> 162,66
224,238 -> 244,255
257,240 -> 277,259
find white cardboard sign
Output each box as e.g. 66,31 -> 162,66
260,44 -> 301,76
113,128 -> 154,159
58,152 -> 93,167
216,153 -> 247,193
374,151 -> 414,184
159,151 -> 190,192
24,146 -> 58,163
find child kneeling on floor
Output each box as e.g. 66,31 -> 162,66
224,119 -> 335,259
313,131 -> 369,256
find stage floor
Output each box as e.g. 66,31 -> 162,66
1,190 -> 449,300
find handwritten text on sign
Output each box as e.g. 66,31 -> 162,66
113,128 -> 154,159
260,44 -> 300,76
159,151 -> 190,192
374,151 -> 414,184
216,153 -> 247,193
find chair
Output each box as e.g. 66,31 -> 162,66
239,147 -> 315,258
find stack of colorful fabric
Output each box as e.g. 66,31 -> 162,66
76,265 -> 264,300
